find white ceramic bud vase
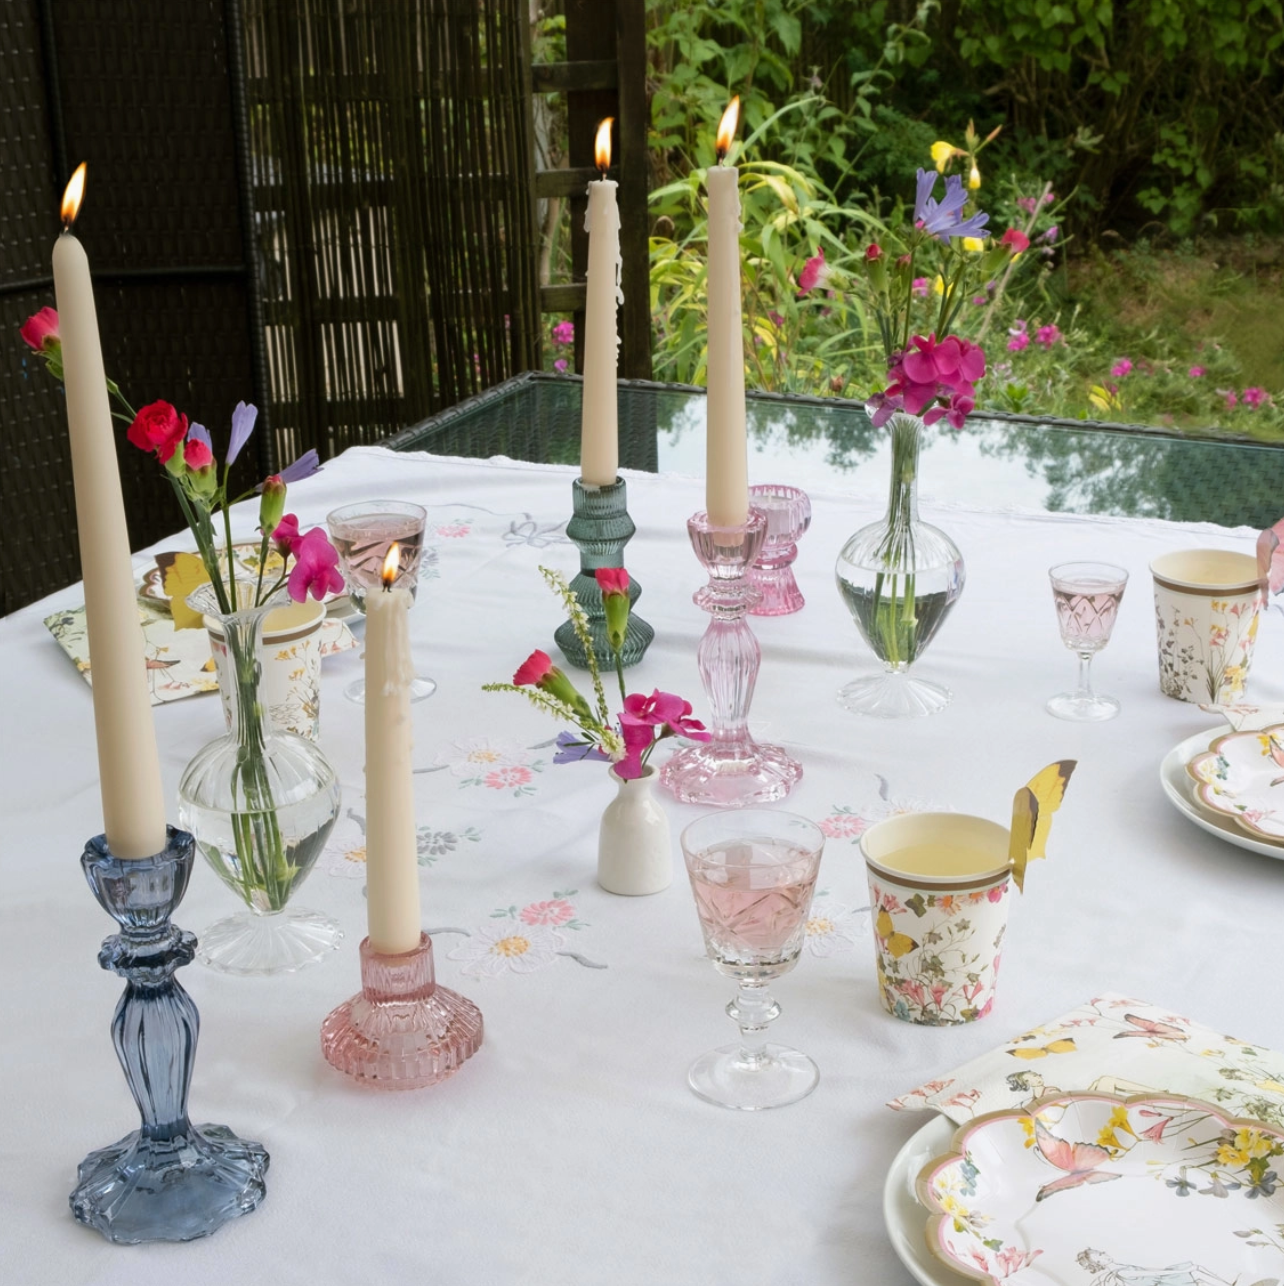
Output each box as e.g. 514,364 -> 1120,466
598,765 -> 672,895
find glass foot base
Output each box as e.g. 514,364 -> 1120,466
321,935 -> 484,1090
345,675 -> 436,704
747,568 -> 805,616
838,670 -> 952,718
1046,691 -> 1120,721
70,1122 -> 269,1244
688,1043 -> 819,1111
198,907 -> 343,976
660,740 -> 802,807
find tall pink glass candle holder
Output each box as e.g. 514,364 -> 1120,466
747,484 -> 810,616
660,510 -> 803,807
320,934 -> 483,1090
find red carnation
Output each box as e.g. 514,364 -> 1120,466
126,400 -> 189,464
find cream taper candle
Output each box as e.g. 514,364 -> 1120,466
52,164 -> 167,859
704,98 -> 748,529
363,544 -> 423,955
580,117 -> 621,488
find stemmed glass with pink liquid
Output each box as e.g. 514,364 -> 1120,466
1046,561 -> 1129,721
327,500 -> 436,704
681,810 -> 825,1111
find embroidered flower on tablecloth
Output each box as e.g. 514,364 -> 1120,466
803,892 -> 865,958
326,809 -> 482,878
328,841 -> 369,879
818,788 -> 948,844
432,736 -> 546,796
445,890 -> 603,975
435,520 -> 472,539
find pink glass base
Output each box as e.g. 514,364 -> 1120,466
747,485 -> 810,617
661,739 -> 803,807
320,934 -> 483,1091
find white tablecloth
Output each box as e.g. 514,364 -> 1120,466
3,447 -> 1283,1285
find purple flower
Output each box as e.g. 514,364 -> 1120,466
1035,324 -> 1062,349
279,448 -> 321,485
1042,225 -> 1059,244
551,320 -> 574,346
1008,331 -> 1029,352
911,277 -> 930,298
1243,386 -> 1268,409
1188,365 -> 1206,378
1111,358 -> 1133,378
913,169 -> 990,244
226,401 -> 257,466
554,358 -> 568,374
552,730 -> 609,765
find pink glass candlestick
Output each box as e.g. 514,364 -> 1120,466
321,934 -> 483,1090
660,510 -> 803,807
748,484 -> 811,616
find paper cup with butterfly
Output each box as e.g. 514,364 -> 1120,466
861,763 -> 1076,1026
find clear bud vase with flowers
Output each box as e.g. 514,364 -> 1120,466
486,567 -> 710,895
21,308 -> 346,974
835,171 -> 1028,719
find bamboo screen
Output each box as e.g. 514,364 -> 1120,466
242,0 -> 542,470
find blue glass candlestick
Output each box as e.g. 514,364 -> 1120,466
554,476 -> 654,670
71,828 -> 269,1244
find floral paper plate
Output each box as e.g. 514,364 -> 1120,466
1187,724 -> 1284,844
916,1092 -> 1284,1284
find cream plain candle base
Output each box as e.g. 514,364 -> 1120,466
704,163 -> 748,530
363,586 -> 423,955
580,178 -> 621,488
53,231 -> 167,859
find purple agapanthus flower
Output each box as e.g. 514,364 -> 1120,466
913,169 -> 990,244
254,448 -> 321,492
226,401 -> 258,465
552,730 -> 610,764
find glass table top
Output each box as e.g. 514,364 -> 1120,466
387,373 -> 1284,529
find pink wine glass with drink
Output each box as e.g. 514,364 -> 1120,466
1046,561 -> 1129,721
681,809 -> 825,1111
327,500 -> 436,704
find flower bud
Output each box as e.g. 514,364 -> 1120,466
594,568 -> 631,653
259,474 -> 287,535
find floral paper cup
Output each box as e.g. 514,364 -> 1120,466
1150,550 -> 1263,704
861,812 -> 1012,1026
206,597 -> 325,740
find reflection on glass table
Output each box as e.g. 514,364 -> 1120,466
389,372 -> 1284,528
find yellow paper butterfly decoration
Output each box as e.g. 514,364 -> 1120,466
1009,760 -> 1077,892
158,551 -> 212,631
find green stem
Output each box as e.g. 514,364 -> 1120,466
614,649 -> 627,706
221,500 -> 238,607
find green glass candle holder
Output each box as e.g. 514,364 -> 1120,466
554,477 -> 654,670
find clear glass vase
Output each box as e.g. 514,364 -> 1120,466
834,412 -> 965,717
178,583 -> 343,974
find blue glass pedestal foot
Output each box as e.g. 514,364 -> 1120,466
73,830 -> 269,1244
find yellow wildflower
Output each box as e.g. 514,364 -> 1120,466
1216,1142 -> 1250,1167
932,274 -> 954,298
968,163 -> 981,190
1108,1105 -> 1136,1138
1234,1127 -> 1274,1159
962,237 -> 986,253
931,141 -> 957,173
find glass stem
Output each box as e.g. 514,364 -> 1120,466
1075,650 -> 1096,703
726,981 -> 781,1070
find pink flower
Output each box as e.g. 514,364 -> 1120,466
1224,389 -> 1239,409
519,899 -> 574,927
614,713 -> 656,780
929,982 -> 948,1009
1007,331 -> 1029,352
1041,224 -> 1059,244
1035,323 -> 1062,349
897,979 -> 927,1008
1111,358 -> 1133,378
484,765 -> 533,790
987,884 -> 1005,903
1016,196 -> 1038,214
768,310 -> 785,328
553,358 -> 568,374
1243,386 -> 1268,409
1188,365 -> 1206,378
271,513 -> 301,555
551,320 -> 574,346
594,567 -> 629,597
126,400 -> 189,464
183,435 -> 214,471
622,689 -> 710,741
865,243 -> 882,261
436,523 -> 469,538
999,228 -> 1030,254
797,247 -> 826,294
513,649 -> 553,687
911,276 -> 930,298
286,527 -> 345,601
819,813 -> 867,839
20,306 -> 59,352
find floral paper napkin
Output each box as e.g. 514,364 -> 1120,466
888,992 -> 1284,1130
45,599 -> 356,707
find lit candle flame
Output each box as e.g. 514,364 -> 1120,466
715,98 -> 740,163
61,162 -> 88,228
594,118 -> 613,174
381,542 -> 401,589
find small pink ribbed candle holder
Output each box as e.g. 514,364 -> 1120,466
747,484 -> 811,616
660,510 -> 803,807
321,933 -> 483,1090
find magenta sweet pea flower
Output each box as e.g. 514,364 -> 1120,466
1007,332 -> 1029,352
623,690 -> 710,741
999,228 -> 1029,254
1035,324 -> 1062,349
614,713 -> 655,780
553,358 -> 568,374
1224,390 -> 1239,410
1243,386 -> 1268,409
286,527 -> 345,602
551,320 -> 574,346
1111,358 -> 1133,378
1188,365 -> 1206,378
270,513 -> 301,555
911,277 -> 930,298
